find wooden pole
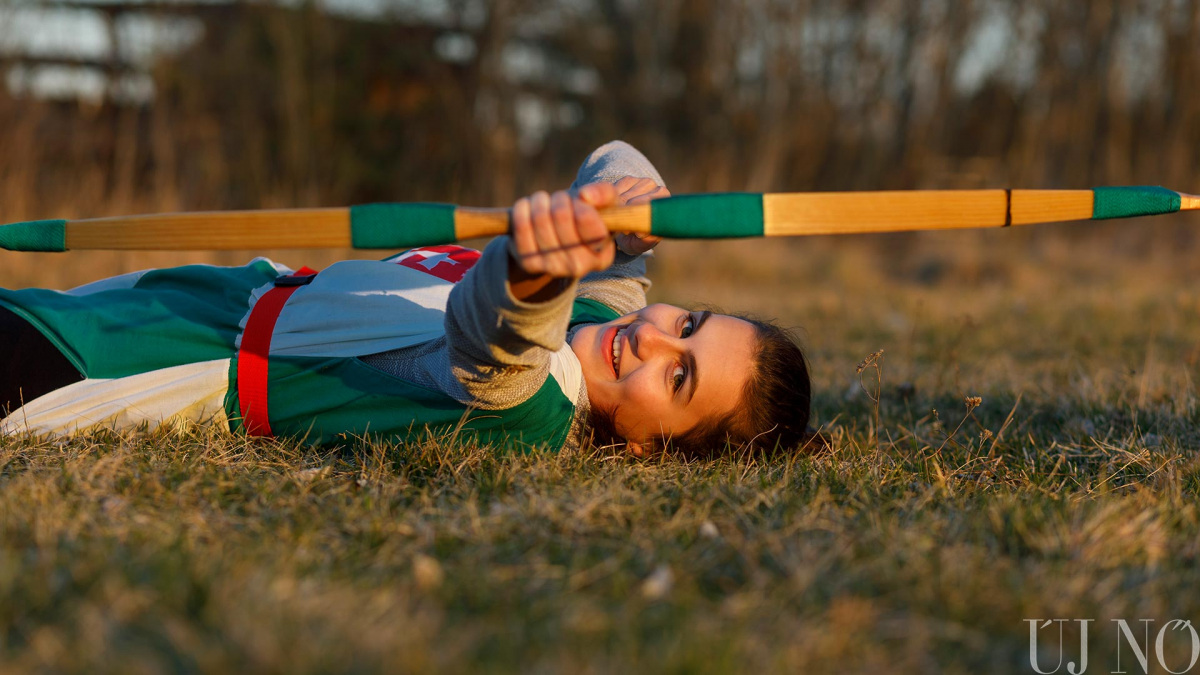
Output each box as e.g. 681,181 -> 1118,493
66,209 -> 352,250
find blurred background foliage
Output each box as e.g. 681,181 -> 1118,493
1,0 -> 1197,212
0,0 -> 1198,290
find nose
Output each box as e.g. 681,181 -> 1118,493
629,321 -> 678,360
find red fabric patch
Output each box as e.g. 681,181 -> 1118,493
393,245 -> 481,283
237,266 -> 317,437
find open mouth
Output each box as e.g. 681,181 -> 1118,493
604,325 -> 628,379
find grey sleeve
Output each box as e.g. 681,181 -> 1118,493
444,237 -> 578,407
569,139 -> 666,190
569,140 -> 664,317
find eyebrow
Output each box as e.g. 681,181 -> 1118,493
683,310 -> 711,405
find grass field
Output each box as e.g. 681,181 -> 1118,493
3,217 -> 1200,673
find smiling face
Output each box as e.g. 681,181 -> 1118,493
569,303 -> 757,454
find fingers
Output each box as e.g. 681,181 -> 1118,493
510,190 -> 614,279
510,195 -> 541,273
576,178 -> 668,207
615,232 -> 663,256
529,191 -> 570,277
513,176 -> 669,276
613,180 -> 669,255
624,184 -> 671,206
551,190 -> 587,277
614,177 -> 666,206
575,195 -> 616,268
612,176 -> 643,197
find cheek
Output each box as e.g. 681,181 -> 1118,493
594,369 -> 667,423
613,384 -> 677,439
614,402 -> 656,439
621,372 -> 669,410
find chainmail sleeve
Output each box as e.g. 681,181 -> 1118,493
442,237 -> 579,408
568,140 -> 668,316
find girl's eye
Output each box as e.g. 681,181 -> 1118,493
672,364 -> 686,392
680,316 -> 695,339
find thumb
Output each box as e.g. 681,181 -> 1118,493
577,182 -> 618,208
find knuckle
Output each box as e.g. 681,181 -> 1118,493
512,228 -> 530,248
551,201 -> 574,223
578,251 -> 599,273
532,204 -> 553,227
574,211 -> 597,231
511,201 -> 529,223
580,221 -> 605,241
512,232 -> 531,249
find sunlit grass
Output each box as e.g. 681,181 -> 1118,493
4,216 -> 1200,673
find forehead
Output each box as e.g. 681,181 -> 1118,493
690,314 -> 756,414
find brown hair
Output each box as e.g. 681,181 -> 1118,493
587,315 -> 813,458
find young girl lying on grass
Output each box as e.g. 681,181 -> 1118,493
0,142 -> 811,456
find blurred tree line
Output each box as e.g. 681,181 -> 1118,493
0,0 -> 1197,221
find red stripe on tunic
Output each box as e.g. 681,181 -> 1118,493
237,266 -> 317,436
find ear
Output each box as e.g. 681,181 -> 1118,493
626,439 -> 647,457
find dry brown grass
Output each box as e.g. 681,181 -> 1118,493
4,211 -> 1200,673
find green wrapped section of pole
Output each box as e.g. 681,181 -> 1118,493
650,193 -> 764,239
0,219 -> 68,252
1092,186 -> 1181,220
350,203 -> 456,248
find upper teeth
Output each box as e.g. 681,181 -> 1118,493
612,328 -> 624,375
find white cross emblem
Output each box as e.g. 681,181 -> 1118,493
409,251 -> 460,271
